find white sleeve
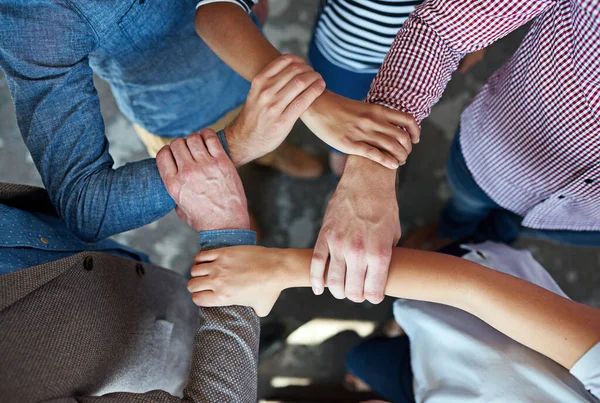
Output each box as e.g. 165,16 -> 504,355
570,342 -> 600,399
196,0 -> 258,13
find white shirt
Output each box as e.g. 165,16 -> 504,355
394,242 -> 600,402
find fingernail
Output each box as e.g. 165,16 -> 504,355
416,138 -> 420,144
390,162 -> 399,169
313,286 -> 323,295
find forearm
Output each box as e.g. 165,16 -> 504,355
57,160 -> 175,241
366,0 -> 554,122
279,247 -> 600,369
195,3 -> 280,81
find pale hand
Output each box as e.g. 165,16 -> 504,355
301,90 -> 420,170
156,129 -> 249,232
188,246 -> 287,317
227,54 -> 325,166
311,156 -> 400,303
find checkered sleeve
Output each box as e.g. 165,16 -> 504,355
196,0 -> 258,13
366,0 -> 556,123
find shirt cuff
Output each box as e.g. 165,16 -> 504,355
216,129 -> 231,159
200,229 -> 257,250
196,0 -> 257,13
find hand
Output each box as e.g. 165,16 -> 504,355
156,129 -> 249,232
301,90 -> 420,170
311,157 -> 400,303
188,246 -> 287,317
226,54 -> 325,166
457,48 -> 486,73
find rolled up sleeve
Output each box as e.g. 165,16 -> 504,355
196,0 -> 257,13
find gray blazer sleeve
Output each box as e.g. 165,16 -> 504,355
47,306 -> 259,403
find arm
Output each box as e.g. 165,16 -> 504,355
0,3 -> 174,242
48,129 -> 260,403
189,246 -> 600,371
366,0 -> 556,122
195,0 -> 420,170
310,0 -> 556,309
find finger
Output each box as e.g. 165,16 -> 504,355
267,62 -> 314,94
257,54 -> 306,80
278,71 -> 323,109
310,233 -> 330,295
201,129 -> 227,160
281,78 -> 326,122
187,276 -> 213,293
190,263 -> 212,278
381,108 -> 421,144
366,131 -> 410,166
364,252 -> 392,304
326,252 -> 347,300
344,253 -> 367,303
194,249 -> 220,264
353,143 -> 399,170
376,124 -> 413,156
186,133 -> 210,163
155,146 -> 177,177
169,138 -> 194,170
191,290 -> 219,307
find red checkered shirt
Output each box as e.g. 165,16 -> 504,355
367,0 -> 600,231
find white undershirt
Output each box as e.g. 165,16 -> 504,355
394,242 -> 600,402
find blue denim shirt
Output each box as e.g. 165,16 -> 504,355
0,199 -> 256,275
0,0 -> 252,242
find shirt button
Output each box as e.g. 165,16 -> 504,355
136,263 -> 145,277
84,256 -> 94,271
40,237 -> 49,244
584,178 -> 594,184
87,242 -> 94,246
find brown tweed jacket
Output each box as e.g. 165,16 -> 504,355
0,183 -> 259,403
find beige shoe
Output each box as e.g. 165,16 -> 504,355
255,143 -> 324,179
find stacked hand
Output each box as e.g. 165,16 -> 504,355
156,129 -> 249,232
188,246 -> 285,317
226,54 -> 326,166
302,90 -> 420,169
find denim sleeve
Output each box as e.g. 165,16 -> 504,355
0,2 -> 175,242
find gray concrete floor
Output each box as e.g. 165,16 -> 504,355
1,1 -> 599,401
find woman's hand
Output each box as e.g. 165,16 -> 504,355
301,90 -> 420,170
187,246 -> 289,317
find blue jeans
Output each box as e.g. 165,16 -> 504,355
440,130 -> 600,246
346,336 -> 415,403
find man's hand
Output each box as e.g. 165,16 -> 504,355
156,129 -> 249,232
301,91 -> 420,170
226,54 -> 325,166
311,156 -> 400,303
188,245 -> 287,317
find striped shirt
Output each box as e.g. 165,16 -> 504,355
367,0 -> 600,232
312,0 -> 422,73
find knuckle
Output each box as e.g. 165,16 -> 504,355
327,276 -> 344,288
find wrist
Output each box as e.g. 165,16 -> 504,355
278,248 -> 311,290
300,89 -> 328,122
224,124 -> 251,167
